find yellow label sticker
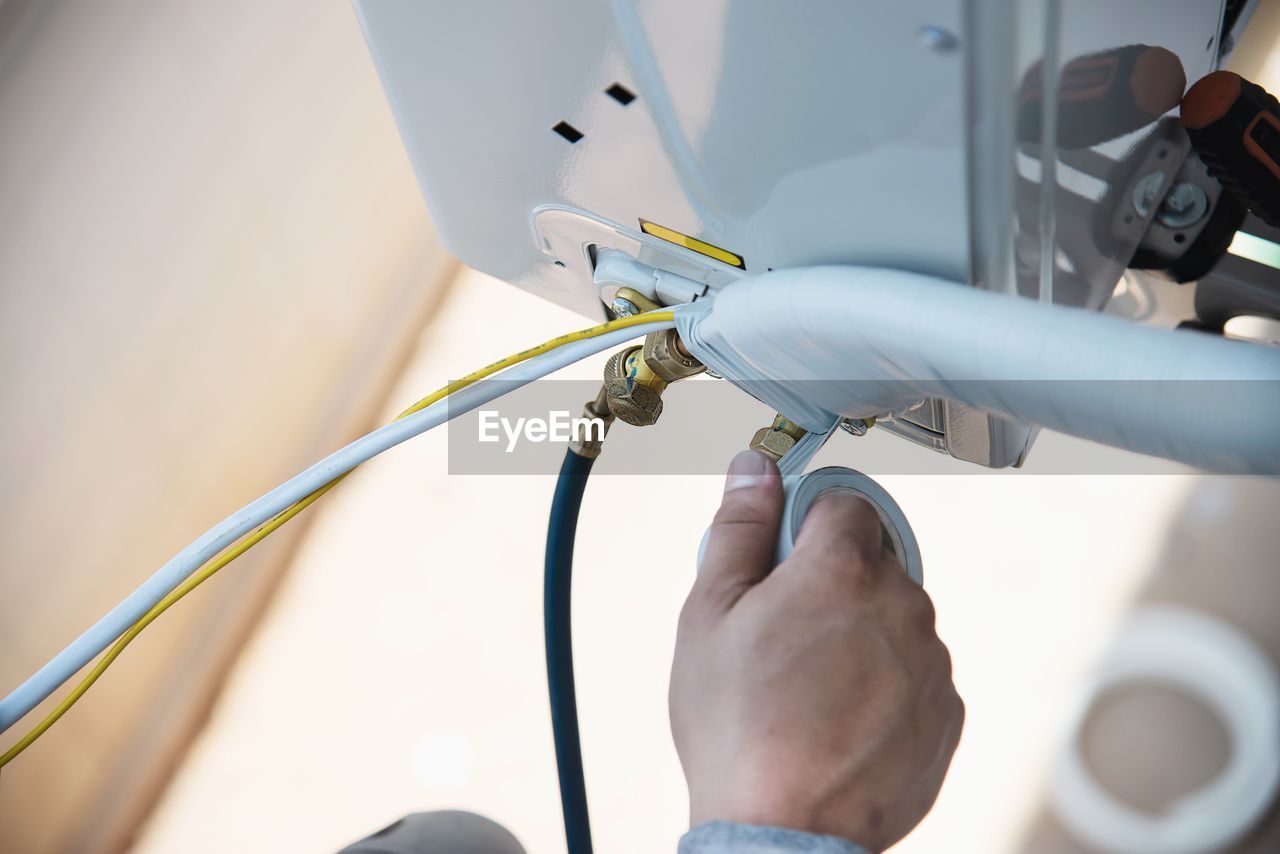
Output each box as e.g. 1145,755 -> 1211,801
639,220 -> 745,269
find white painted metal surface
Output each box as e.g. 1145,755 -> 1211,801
356,0 -> 1224,318
355,0 -> 972,318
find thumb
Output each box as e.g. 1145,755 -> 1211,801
694,450 -> 784,611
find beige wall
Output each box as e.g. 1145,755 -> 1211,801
0,1 -> 455,851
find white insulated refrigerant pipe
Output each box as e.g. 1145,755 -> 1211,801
676,267 -> 1280,474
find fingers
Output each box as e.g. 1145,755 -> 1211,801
792,490 -> 886,570
693,450 -> 784,611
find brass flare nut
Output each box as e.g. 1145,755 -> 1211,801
642,328 -> 705,384
603,346 -> 665,426
749,415 -> 807,461
602,331 -> 704,427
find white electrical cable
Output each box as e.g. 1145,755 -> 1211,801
0,319 -> 674,733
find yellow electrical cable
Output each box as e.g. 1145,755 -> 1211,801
0,310 -> 674,767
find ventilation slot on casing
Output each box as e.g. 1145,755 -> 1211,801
552,121 -> 584,143
605,83 -> 636,105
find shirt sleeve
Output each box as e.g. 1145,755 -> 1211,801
678,821 -> 870,854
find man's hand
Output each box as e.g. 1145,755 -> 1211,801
670,450 -> 963,852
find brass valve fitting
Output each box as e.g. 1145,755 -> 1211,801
749,414 -> 807,461
642,328 -> 704,384
603,346 -> 665,426
602,323 -> 704,428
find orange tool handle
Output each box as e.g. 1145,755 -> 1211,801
1182,70 -> 1280,227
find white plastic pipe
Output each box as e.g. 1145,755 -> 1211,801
676,267 -> 1280,474
1051,605 -> 1280,854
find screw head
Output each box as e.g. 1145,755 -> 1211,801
611,296 -> 639,317
1132,172 -> 1166,218
1157,182 -> 1208,228
1163,183 -> 1194,212
839,418 -> 871,437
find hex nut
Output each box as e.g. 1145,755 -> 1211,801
604,376 -> 663,426
642,329 -> 704,384
611,296 -> 640,317
749,426 -> 800,460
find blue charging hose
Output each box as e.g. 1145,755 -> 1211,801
545,447 -> 595,854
